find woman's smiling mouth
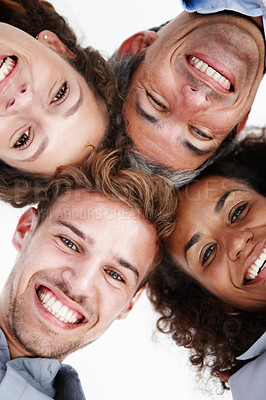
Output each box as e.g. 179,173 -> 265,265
0,56 -> 17,81
244,247 -> 266,283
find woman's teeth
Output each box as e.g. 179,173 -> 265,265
0,57 -> 16,82
246,247 -> 266,281
189,56 -> 232,91
37,288 -> 83,324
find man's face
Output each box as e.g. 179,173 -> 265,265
0,191 -> 158,360
121,12 -> 265,169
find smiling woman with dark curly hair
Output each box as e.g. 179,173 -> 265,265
147,132 -> 266,399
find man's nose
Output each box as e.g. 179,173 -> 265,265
226,230 -> 253,261
61,259 -> 99,297
6,83 -> 34,112
181,85 -> 210,113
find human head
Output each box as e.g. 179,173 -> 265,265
166,133 -> 266,312
113,11 -> 265,170
0,0 -> 116,176
0,148 -> 178,360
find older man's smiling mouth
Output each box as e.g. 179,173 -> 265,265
188,55 -> 234,91
37,286 -> 85,325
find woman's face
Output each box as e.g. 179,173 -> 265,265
167,176 -> 266,312
0,23 -> 108,175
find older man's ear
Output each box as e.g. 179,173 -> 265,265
12,208 -> 38,251
117,31 -> 158,58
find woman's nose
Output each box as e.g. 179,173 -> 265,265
6,83 -> 34,112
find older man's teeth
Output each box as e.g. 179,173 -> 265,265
189,56 -> 231,90
0,57 -> 16,82
246,248 -> 266,281
38,288 -> 82,324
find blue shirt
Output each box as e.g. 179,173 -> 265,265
181,0 -> 266,45
0,329 -> 86,399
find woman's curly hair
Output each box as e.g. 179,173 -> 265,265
147,130 -> 266,391
0,0 -> 118,207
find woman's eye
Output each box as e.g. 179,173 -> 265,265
192,127 -> 211,140
14,129 -> 31,149
52,81 -> 69,103
231,202 -> 248,223
146,91 -> 166,111
202,244 -> 216,265
106,269 -> 124,282
60,236 -> 78,252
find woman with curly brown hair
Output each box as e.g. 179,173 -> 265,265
0,0 -> 117,206
147,133 -> 266,400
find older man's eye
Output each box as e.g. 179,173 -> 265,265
60,236 -> 78,252
146,91 -> 166,111
192,127 -> 211,140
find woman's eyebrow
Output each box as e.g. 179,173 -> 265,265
184,233 -> 202,262
214,189 -> 244,214
64,84 -> 84,118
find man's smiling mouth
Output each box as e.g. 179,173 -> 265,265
37,285 -> 85,325
0,56 -> 17,82
244,247 -> 266,283
188,55 -> 234,91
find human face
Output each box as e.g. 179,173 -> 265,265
124,12 -> 265,169
0,23 -> 108,175
167,176 -> 266,312
0,191 -> 157,360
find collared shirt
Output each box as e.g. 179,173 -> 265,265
180,0 -> 266,54
0,329 -> 86,400
228,331 -> 266,400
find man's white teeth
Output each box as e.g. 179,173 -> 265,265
246,248 -> 266,281
38,290 -> 81,324
190,56 -> 231,90
0,57 -> 16,82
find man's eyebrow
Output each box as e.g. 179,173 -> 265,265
182,140 -> 215,157
135,99 -> 160,125
64,84 -> 84,118
184,233 -> 202,263
56,220 -> 96,246
214,189 -> 244,214
116,257 -> 139,282
20,139 -> 49,162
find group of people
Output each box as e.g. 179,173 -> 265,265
0,0 -> 266,399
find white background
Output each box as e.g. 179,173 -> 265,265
1,1 -> 266,398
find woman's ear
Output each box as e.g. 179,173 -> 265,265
12,208 -> 38,252
37,30 -> 76,59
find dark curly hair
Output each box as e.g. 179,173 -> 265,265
0,0 -> 118,207
147,131 -> 266,391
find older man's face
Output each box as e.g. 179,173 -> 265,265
120,12 -> 265,170
0,190 -> 158,360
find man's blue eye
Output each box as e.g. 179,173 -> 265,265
60,236 -> 78,251
106,270 -> 123,282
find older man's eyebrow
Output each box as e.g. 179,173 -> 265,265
63,84 -> 84,118
182,140 -> 215,157
20,139 -> 49,162
184,233 -> 202,263
214,190 -> 244,214
135,99 -> 160,125
56,220 -> 96,246
116,257 -> 139,282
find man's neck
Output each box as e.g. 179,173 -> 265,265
0,318 -> 32,360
